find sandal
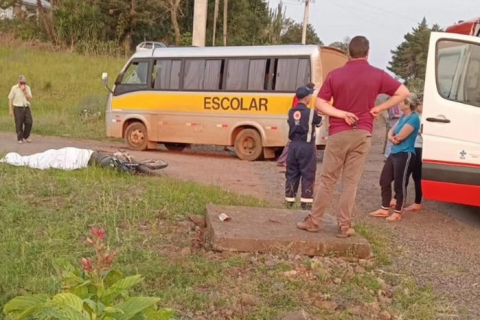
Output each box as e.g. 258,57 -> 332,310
369,209 -> 389,218
386,213 -> 402,221
404,204 -> 422,212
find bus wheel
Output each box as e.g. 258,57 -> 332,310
164,143 -> 187,152
125,122 -> 148,151
234,128 -> 263,161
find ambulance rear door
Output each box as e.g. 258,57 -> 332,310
422,32 -> 480,207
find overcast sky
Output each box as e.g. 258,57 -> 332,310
268,0 -> 477,71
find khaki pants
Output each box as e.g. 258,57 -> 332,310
310,130 -> 372,227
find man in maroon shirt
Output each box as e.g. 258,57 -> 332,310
297,36 -> 409,238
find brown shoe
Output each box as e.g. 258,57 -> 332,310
297,216 -> 320,232
336,225 -> 355,238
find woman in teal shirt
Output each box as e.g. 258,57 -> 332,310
370,93 -> 421,221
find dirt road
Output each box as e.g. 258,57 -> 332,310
1,120 -> 480,318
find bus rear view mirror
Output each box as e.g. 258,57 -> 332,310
102,72 -> 113,94
102,72 -> 109,85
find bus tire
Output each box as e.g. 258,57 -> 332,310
164,143 -> 187,152
234,128 -> 263,161
125,122 -> 149,151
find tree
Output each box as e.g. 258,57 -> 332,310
181,0 -> 271,46
280,18 -> 322,45
388,18 -> 442,87
2,0 -> 323,52
329,36 -> 350,53
263,3 -> 285,45
212,0 -> 219,46
162,0 -> 184,45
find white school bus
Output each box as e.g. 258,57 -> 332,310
102,45 -> 348,160
422,27 -> 480,207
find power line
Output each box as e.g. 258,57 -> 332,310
353,0 -> 420,24
328,1 -> 399,32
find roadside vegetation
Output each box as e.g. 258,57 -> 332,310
0,41 -> 123,140
0,164 -> 436,319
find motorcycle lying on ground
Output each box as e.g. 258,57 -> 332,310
89,150 -> 168,176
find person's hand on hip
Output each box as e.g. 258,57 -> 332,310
343,112 -> 358,125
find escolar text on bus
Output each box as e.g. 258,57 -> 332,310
204,97 -> 268,111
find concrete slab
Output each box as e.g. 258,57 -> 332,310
206,205 -> 372,258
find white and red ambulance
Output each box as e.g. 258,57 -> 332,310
422,17 -> 480,207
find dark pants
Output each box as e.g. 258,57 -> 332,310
14,107 -> 33,141
406,147 -> 423,204
380,152 -> 416,213
285,140 -> 317,205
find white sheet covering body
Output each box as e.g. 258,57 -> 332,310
0,147 -> 94,170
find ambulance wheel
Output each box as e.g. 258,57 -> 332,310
234,128 -> 263,161
125,122 -> 148,151
164,143 -> 187,152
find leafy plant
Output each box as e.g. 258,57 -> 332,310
3,227 -> 175,320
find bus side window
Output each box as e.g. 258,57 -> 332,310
184,59 -> 206,90
204,60 -> 223,90
263,59 -> 272,90
248,59 -> 268,91
153,59 -> 182,90
297,59 -> 311,88
271,58 -> 310,92
225,59 -> 250,91
170,60 -> 182,90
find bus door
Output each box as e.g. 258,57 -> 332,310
422,32 -> 480,207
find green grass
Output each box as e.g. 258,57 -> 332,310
0,164 -> 438,319
0,45 -> 124,139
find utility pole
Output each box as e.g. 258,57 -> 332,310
212,0 -> 220,46
223,0 -> 228,46
192,0 -> 208,47
301,0 -> 310,45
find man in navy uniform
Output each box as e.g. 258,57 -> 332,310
285,86 -> 322,210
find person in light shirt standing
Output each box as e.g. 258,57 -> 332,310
8,75 -> 33,144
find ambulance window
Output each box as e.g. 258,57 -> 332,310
437,51 -> 461,97
184,59 -> 205,90
204,60 -> 223,90
226,59 -> 250,90
121,61 -> 149,85
248,59 -> 267,91
437,40 -> 480,107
